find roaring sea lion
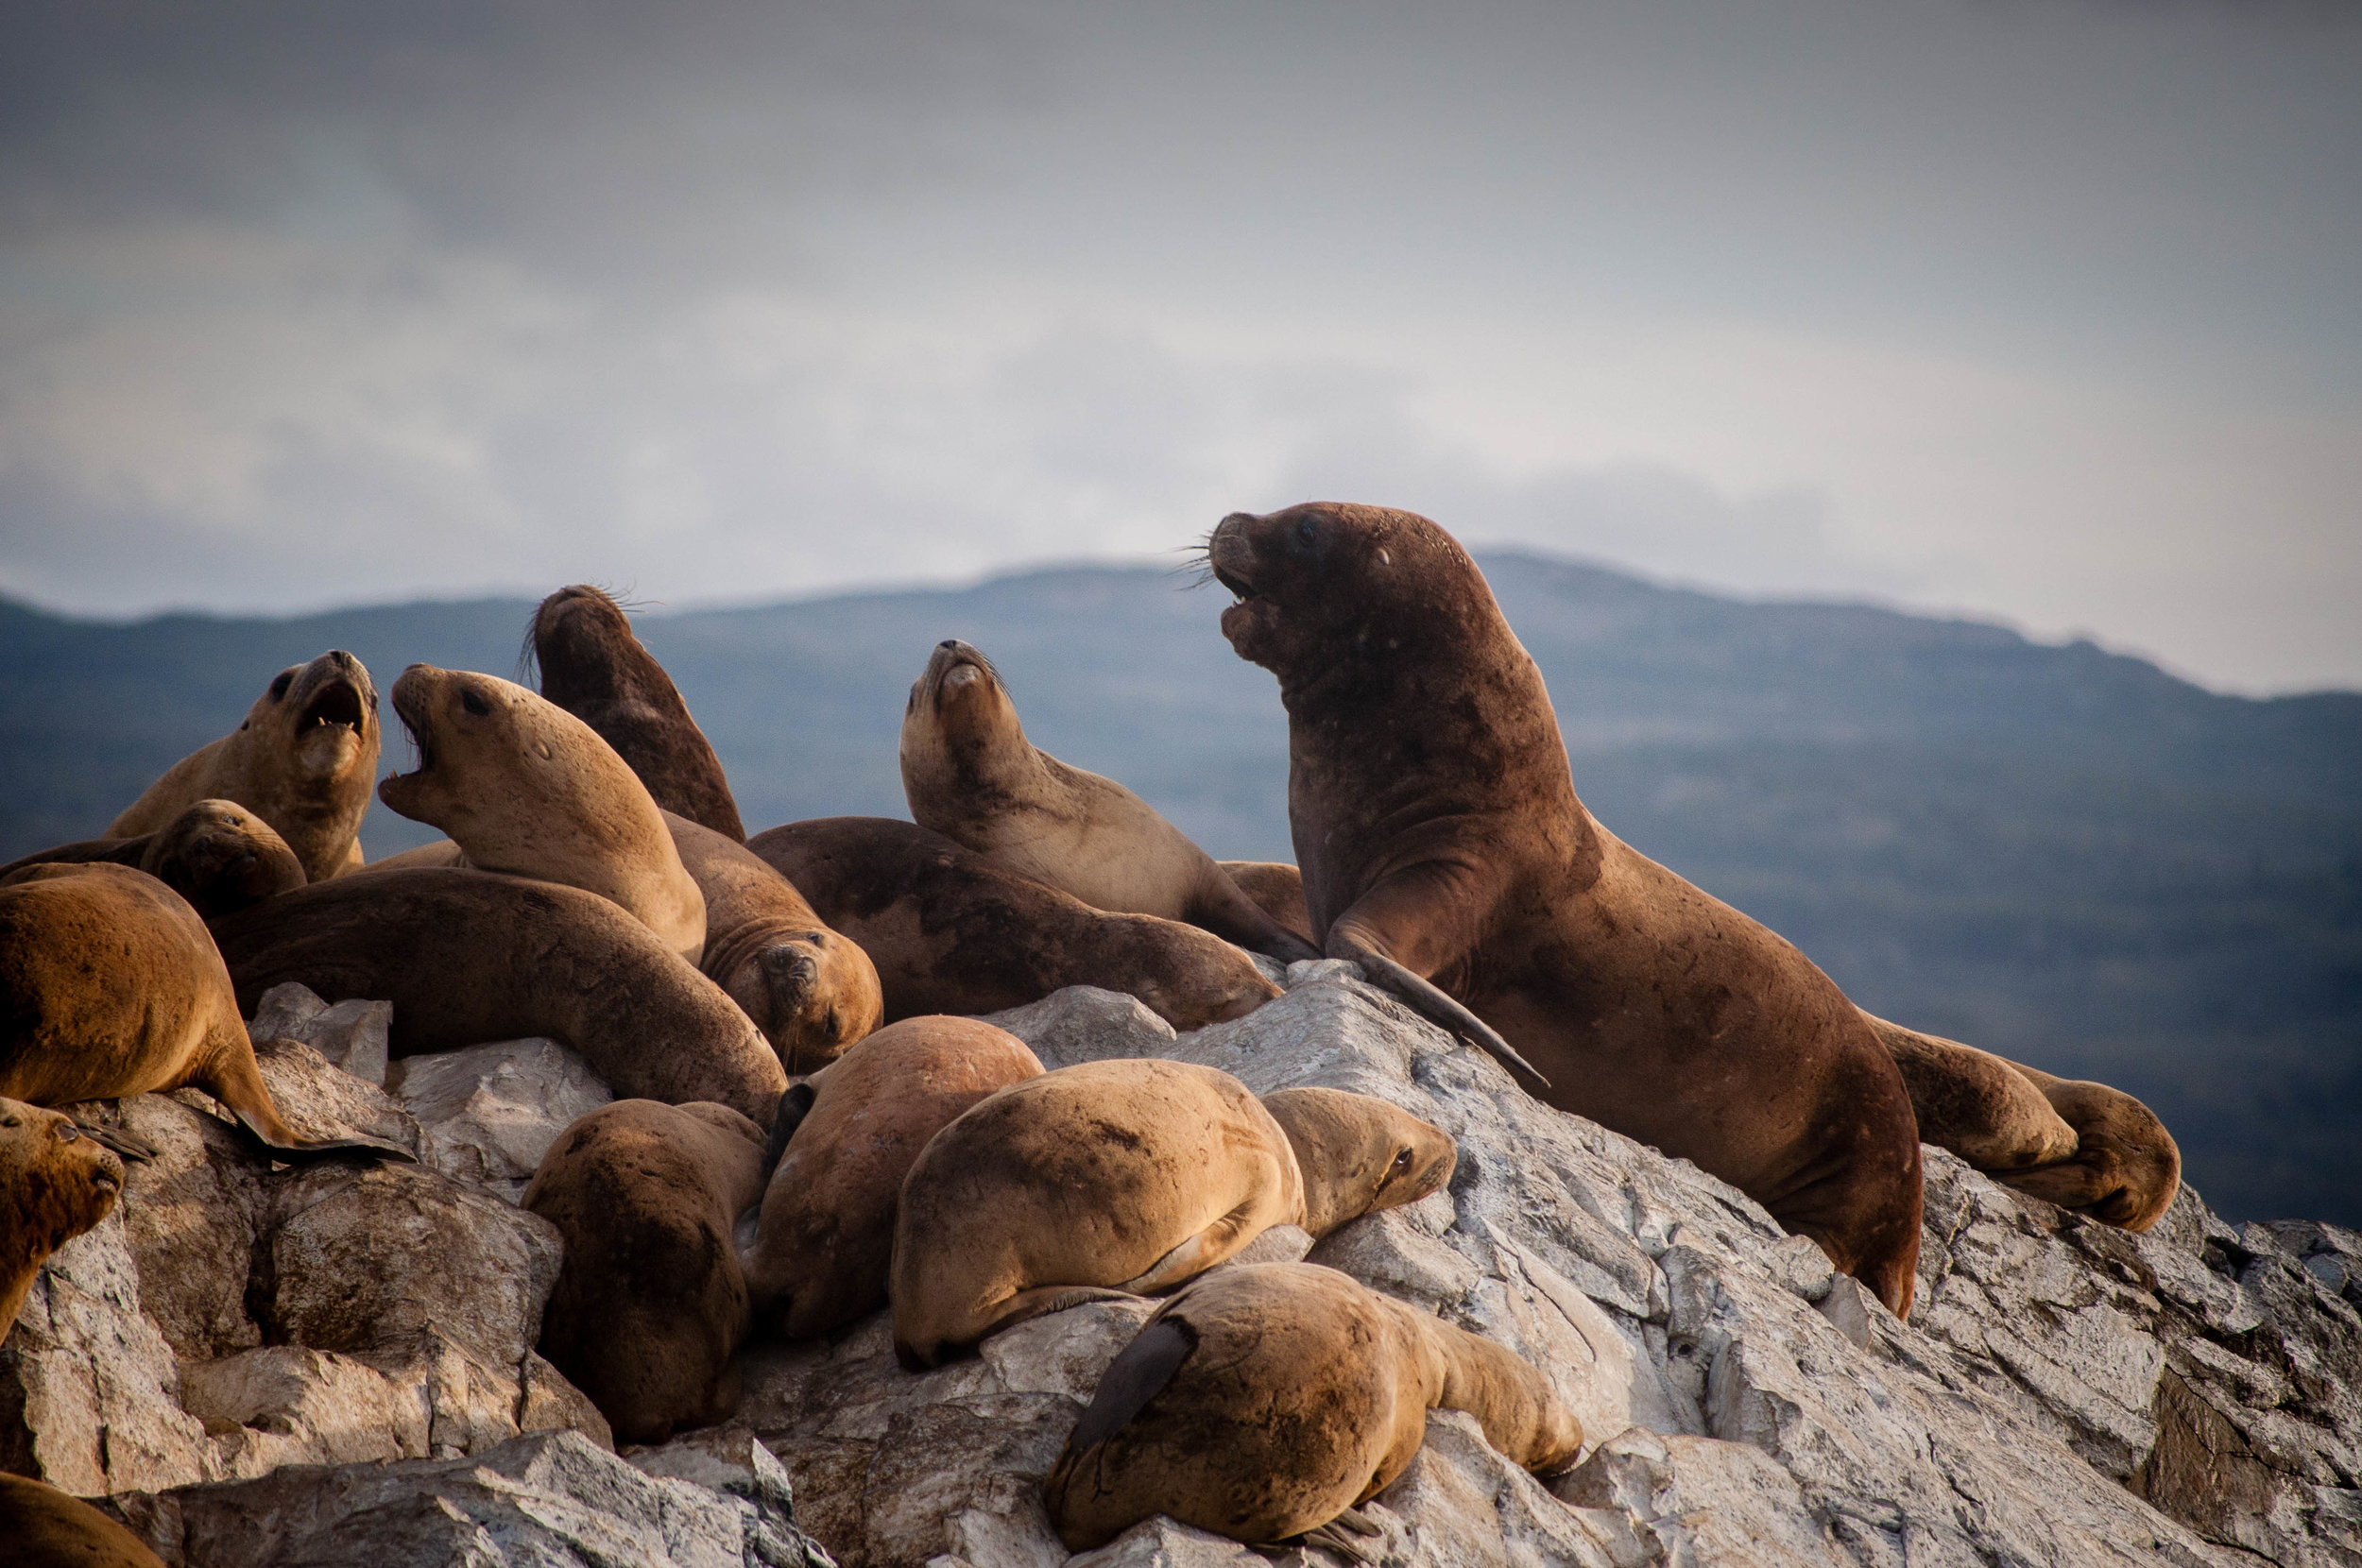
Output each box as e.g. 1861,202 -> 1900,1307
0,1473 -> 165,1568
1207,502 -> 1924,1314
665,810 -> 881,1074
378,664 -> 707,961
744,1015 -> 1043,1339
900,639 -> 1319,964
748,818 -> 1280,1032
1046,1262 -> 1582,1552
890,1059 -> 1452,1367
0,799 -> 304,920
109,649 -> 379,882
525,1099 -> 767,1443
1218,861 -> 1313,946
530,584 -> 747,840
1,1096 -> 125,1339
0,863 -> 406,1161
208,868 -> 786,1124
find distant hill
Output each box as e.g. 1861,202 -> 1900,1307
5,554 -> 2355,1227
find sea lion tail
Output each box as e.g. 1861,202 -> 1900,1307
1338,946 -> 1551,1092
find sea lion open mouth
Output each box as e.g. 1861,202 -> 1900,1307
387,685 -> 436,776
297,677 -> 367,734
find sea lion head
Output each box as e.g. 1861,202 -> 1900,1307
700,919 -> 884,1075
533,585 -> 662,708
379,664 -> 614,839
1207,503 -> 1481,678
1,1097 -> 126,1328
140,799 -> 306,919
1259,1086 -> 1455,1236
236,650 -> 379,789
900,639 -> 1026,795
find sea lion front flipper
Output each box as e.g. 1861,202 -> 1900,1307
1322,867 -> 1550,1091
1066,1316 -> 1197,1454
977,1285 -> 1142,1341
70,1116 -> 159,1163
1115,1202 -> 1264,1295
761,1081 -> 817,1182
1335,945 -> 1549,1092
1276,1508 -> 1384,1565
1186,866 -> 1323,965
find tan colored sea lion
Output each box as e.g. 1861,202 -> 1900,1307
1208,502 -> 1924,1314
524,1099 -> 767,1443
531,584 -> 748,839
1045,1262 -> 1582,1552
0,863 -> 406,1160
900,639 -> 1319,963
109,649 -> 379,882
744,1015 -> 1043,1339
1,1096 -> 125,1339
377,664 -> 707,961
1,799 -> 304,920
748,817 -> 1280,1031
208,868 -> 786,1125
665,810 -> 881,1075
1218,861 -> 1313,946
0,1473 -> 165,1568
889,1059 -> 1452,1367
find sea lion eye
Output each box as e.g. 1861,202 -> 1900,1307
461,689 -> 490,717
267,672 -> 295,702
1296,518 -> 1317,545
1389,1148 -> 1412,1173
57,1121 -> 79,1142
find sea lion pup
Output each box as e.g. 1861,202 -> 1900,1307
1,1096 -> 125,1338
665,810 -> 881,1074
0,799 -> 304,920
0,1473 -> 166,1568
745,1015 -> 1042,1338
748,817 -> 1280,1031
0,863 -> 405,1160
1208,503 -> 1925,1315
889,1060 -> 1452,1368
530,584 -> 748,839
377,664 -> 707,961
1218,861 -> 1314,946
900,639 -> 1320,964
109,648 -> 379,882
1048,1263 -> 1580,1553
209,868 -> 787,1124
525,1099 -> 767,1443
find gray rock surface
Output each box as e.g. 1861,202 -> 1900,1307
248,980 -> 393,1086
388,1034 -> 614,1202
981,986 -> 1179,1070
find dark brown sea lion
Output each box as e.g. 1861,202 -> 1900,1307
889,1060 -> 1452,1367
109,649 -> 379,882
208,868 -> 786,1124
1045,1261 -> 1582,1552
525,1099 -> 767,1443
1,1096 -> 125,1340
531,584 -> 746,840
1218,861 -> 1314,946
0,799 -> 304,920
1207,502 -> 1924,1314
0,1473 -> 165,1568
900,639 -> 1318,963
744,1014 -> 1043,1339
746,817 -> 1280,1032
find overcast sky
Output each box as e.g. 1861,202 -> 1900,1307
2,1 -> 2355,691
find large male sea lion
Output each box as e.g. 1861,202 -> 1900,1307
378,665 -> 707,961
208,868 -> 786,1124
1047,1263 -> 1580,1552
525,1099 -> 767,1443
744,1015 -> 1043,1339
747,818 -> 1280,1031
890,1060 -> 1453,1367
530,584 -> 747,839
1,799 -> 304,920
0,1473 -> 165,1568
900,639 -> 1318,963
1207,502 -> 1924,1314
1,1096 -> 125,1339
110,649 -> 379,882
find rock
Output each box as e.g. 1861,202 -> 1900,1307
388,1035 -> 613,1202
1555,1425 -> 1851,1566
248,981 -> 393,1086
979,986 -> 1178,1070
178,1345 -> 428,1474
252,1035 -> 422,1154
1065,1515 -> 1266,1566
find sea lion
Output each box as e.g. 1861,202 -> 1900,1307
1,1096 -> 125,1340
748,817 -> 1280,1031
1045,1262 -> 1582,1552
208,868 -> 786,1125
744,1015 -> 1043,1339
1218,861 -> 1313,946
900,639 -> 1319,963
1207,502 -> 1925,1314
109,649 -> 379,882
377,664 -> 707,961
665,810 -> 881,1075
525,1099 -> 767,1443
889,1059 -> 1452,1367
0,799 -> 304,919
530,584 -> 747,839
0,863 -> 402,1159
0,1473 -> 165,1568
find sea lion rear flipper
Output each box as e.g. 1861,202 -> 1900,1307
1276,1508 -> 1383,1564
230,1107 -> 419,1164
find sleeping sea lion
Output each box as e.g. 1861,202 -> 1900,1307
378,665 -> 706,961
1,1096 -> 126,1340
208,868 -> 786,1125
525,1099 -> 768,1443
0,1473 -> 165,1568
530,584 -> 747,839
109,649 -> 378,881
0,799 -> 304,920
1045,1262 -> 1581,1552
889,1059 -> 1452,1367
900,639 -> 1318,963
743,1015 -> 1043,1338
747,817 -> 1279,1031
1207,502 -> 1924,1314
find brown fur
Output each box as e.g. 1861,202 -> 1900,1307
110,650 -> 379,881
525,1099 -> 767,1443
0,1097 -> 125,1342
1046,1262 -> 1580,1551
746,817 -> 1280,1032
1218,861 -> 1314,946
0,1472 -> 164,1567
745,1015 -> 1043,1339
1209,503 -> 1924,1315
0,799 -> 304,920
